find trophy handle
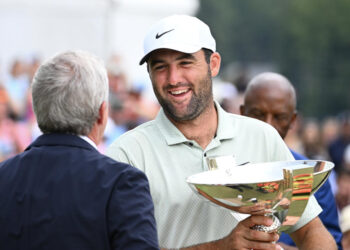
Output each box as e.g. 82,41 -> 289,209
196,188 -> 241,211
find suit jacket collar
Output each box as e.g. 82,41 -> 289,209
25,133 -> 97,152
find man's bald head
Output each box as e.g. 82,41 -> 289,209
245,72 -> 296,109
240,72 -> 297,139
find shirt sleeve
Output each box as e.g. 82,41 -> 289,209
283,194 -> 322,234
107,166 -> 159,250
106,141 -> 132,164
106,134 -> 146,172
280,151 -> 342,248
314,180 -> 343,249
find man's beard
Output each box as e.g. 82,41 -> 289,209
153,68 -> 213,122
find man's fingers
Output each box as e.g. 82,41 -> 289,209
244,227 -> 279,242
247,240 -> 282,250
237,229 -> 280,250
242,214 -> 275,228
228,215 -> 281,249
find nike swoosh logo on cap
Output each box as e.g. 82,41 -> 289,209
155,29 -> 174,39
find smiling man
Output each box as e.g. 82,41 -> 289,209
107,15 -> 336,250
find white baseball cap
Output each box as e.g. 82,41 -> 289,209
139,15 -> 216,65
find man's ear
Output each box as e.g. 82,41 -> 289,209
97,101 -> 108,125
239,105 -> 245,115
209,52 -> 221,77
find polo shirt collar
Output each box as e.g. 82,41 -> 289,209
156,100 -> 236,146
156,108 -> 188,145
215,101 -> 237,140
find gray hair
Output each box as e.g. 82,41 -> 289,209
32,50 -> 109,135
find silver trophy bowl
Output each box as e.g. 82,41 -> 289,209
186,158 -> 334,233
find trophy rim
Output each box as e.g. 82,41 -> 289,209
186,159 -> 334,186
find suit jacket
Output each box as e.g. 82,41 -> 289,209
278,149 -> 342,249
0,133 -> 159,250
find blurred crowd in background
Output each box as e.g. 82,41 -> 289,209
0,54 -> 160,160
1,53 -> 350,245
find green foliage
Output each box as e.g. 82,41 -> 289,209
197,0 -> 350,118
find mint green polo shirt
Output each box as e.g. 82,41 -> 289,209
106,102 -> 321,249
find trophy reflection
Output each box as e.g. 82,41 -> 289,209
186,157 -> 334,233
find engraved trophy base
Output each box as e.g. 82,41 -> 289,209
251,213 -> 281,232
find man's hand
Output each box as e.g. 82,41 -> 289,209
161,215 -> 284,250
221,215 -> 282,249
174,215 -> 283,250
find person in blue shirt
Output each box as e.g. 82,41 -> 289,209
240,72 -> 342,250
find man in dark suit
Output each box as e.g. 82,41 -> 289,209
240,72 -> 342,250
0,50 -> 159,250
